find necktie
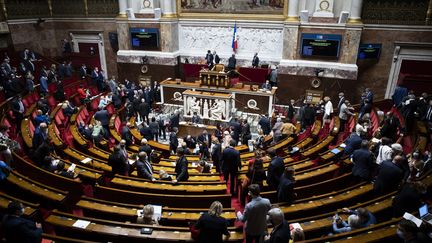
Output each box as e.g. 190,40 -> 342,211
145,161 -> 152,175
427,107 -> 432,121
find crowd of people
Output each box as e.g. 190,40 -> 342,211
2,45 -> 432,242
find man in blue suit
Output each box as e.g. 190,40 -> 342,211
1,201 -> 42,242
352,140 -> 375,181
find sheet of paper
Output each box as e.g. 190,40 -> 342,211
339,143 -> 347,148
331,148 -> 341,154
72,219 -> 91,229
81,158 -> 92,164
403,212 -> 423,227
68,163 -> 76,172
150,205 -> 162,219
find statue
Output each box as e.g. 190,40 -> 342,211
203,99 -> 209,118
189,97 -> 201,116
210,99 -> 225,120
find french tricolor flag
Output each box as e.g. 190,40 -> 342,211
232,22 -> 238,53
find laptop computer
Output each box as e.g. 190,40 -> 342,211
419,204 -> 432,223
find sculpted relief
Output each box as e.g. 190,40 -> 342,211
179,25 -> 283,58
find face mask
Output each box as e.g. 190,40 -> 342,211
20,208 -> 25,216
120,145 -> 125,148
396,229 -> 405,239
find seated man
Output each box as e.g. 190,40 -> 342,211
261,80 -> 272,90
1,201 -> 42,242
191,112 -> 202,124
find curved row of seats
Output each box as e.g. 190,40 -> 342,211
1,71 -> 428,242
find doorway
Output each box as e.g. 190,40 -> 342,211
69,32 -> 108,77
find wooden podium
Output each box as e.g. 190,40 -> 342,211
199,70 -> 230,89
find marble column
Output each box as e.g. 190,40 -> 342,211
348,0 -> 363,24
118,0 -> 127,17
161,0 -> 177,18
339,28 -> 362,64
282,23 -> 300,59
286,0 -> 300,22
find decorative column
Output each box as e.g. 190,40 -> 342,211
427,0 -> 432,25
348,0 -> 363,24
161,0 -> 177,18
286,0 -> 299,22
118,0 -> 127,17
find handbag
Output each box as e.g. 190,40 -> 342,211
189,222 -> 200,241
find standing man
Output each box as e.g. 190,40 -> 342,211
269,66 -> 278,87
169,127 -> 179,155
252,53 -> 260,68
1,201 -> 42,242
173,148 -> 189,183
206,50 -> 214,69
266,148 -> 285,190
352,140 -> 375,181
337,92 -> 345,111
339,100 -> 354,132
227,54 -> 237,71
237,184 -> 271,243
258,114 -> 271,135
221,140 -> 241,195
213,51 -> 220,64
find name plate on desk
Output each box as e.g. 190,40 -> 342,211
199,70 -> 230,89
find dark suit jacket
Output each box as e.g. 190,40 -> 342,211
195,213 -> 229,243
121,127 -> 133,146
258,117 -> 271,135
277,176 -> 295,204
138,102 -> 150,117
344,133 -> 362,155
94,110 -> 109,126
139,126 -> 153,141
108,152 -> 128,176
221,147 -> 241,172
175,156 -> 189,181
374,160 -> 404,195
352,148 -> 375,180
136,159 -> 153,180
264,221 -> 291,243
228,57 -> 236,69
1,214 -> 42,243
267,156 -> 285,189
32,127 -> 47,149
139,144 -> 152,156
214,54 -> 220,64
169,133 -> 178,151
252,56 -> 259,67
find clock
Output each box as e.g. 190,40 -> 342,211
143,0 -> 151,8
319,0 -> 330,11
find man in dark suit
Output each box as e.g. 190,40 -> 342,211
424,100 -> 432,127
266,148 -> 285,190
173,148 -> 189,183
94,107 -> 110,137
138,99 -> 151,124
211,138 -> 222,174
380,112 -> 402,141
135,151 -> 155,181
252,53 -> 259,68
230,118 -> 241,144
108,145 -> 128,176
170,112 -> 180,130
241,119 -> 251,145
205,50 -> 214,69
191,112 -> 202,124
169,127 -> 179,154
121,122 -> 133,146
374,155 -> 405,195
264,208 -> 291,243
1,201 -> 42,243
352,140 -> 375,181
78,64 -> 87,80
213,51 -> 220,64
258,114 -> 271,135
261,80 -> 272,90
11,96 -> 25,126
221,140 -> 241,195
139,122 -> 152,141
139,138 -> 152,156
343,131 -> 362,155
227,54 -> 236,71
32,123 -> 48,149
